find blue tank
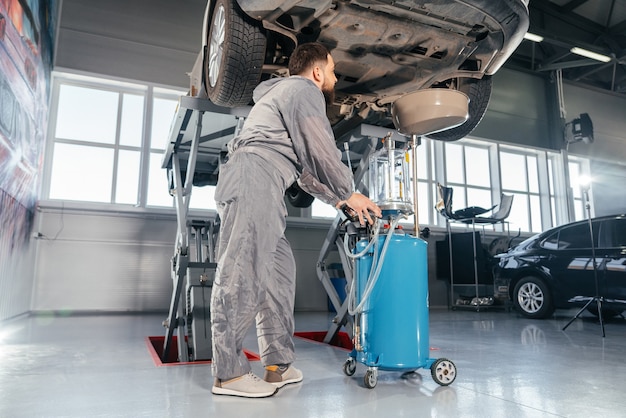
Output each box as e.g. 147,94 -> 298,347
354,232 -> 432,370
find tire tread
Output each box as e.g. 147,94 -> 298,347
206,0 -> 266,107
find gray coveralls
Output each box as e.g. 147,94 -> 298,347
211,76 -> 353,380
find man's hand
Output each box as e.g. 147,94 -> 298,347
336,193 -> 382,226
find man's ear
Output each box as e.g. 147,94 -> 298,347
312,65 -> 323,83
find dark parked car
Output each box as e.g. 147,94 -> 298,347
201,0 -> 529,143
494,214 -> 626,319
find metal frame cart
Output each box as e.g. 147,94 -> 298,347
437,186 -> 514,311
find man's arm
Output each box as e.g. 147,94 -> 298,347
283,82 -> 353,206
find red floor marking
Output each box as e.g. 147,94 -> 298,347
146,336 -> 260,366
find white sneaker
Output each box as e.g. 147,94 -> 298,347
264,365 -> 303,388
212,372 -> 278,398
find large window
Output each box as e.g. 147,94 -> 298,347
44,73 -> 592,231
312,135 -> 590,234
444,141 -> 492,211
44,73 -> 216,211
499,147 -> 541,233
567,157 -> 590,222
547,153 -> 560,227
49,83 -> 143,203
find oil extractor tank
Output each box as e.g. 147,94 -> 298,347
355,231 -> 430,370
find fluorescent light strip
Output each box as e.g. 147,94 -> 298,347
570,47 -> 612,63
523,32 -> 544,43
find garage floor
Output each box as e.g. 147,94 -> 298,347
1,309 -> 624,418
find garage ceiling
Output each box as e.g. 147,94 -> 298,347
508,0 -> 626,94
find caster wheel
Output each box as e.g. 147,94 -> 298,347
343,357 -> 356,376
430,358 -> 456,386
364,368 -> 378,389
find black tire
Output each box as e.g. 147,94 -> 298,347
364,369 -> 377,389
512,276 -> 554,319
286,183 -> 315,208
343,358 -> 356,376
204,0 -> 266,107
428,76 -> 492,142
430,358 -> 456,386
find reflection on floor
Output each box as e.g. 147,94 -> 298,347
1,309 -> 624,418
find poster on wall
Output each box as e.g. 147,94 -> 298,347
0,0 -> 57,250
0,0 -> 57,208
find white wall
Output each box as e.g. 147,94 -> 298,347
30,207 -> 362,312
473,68 -> 553,149
55,0 -> 206,88
475,67 -> 626,160
563,84 -> 626,217
562,83 -> 626,163
32,207 -> 175,312
31,205 -> 454,312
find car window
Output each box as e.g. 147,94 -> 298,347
541,232 -> 559,250
556,223 -> 595,249
599,218 -> 626,248
613,219 -> 626,247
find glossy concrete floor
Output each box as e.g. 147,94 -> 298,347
1,308 -> 625,418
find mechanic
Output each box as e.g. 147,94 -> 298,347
210,42 -> 381,398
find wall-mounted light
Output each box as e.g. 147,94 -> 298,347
523,32 -> 544,43
564,113 -> 594,145
570,47 -> 612,63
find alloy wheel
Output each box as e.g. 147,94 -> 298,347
518,281 -> 544,314
208,4 -> 225,88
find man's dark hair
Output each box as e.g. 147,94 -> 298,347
288,42 -> 330,76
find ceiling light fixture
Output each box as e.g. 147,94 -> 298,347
570,47 -> 611,63
523,32 -> 544,43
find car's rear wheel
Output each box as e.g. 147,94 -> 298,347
205,0 -> 266,107
428,76 -> 492,142
513,276 -> 554,319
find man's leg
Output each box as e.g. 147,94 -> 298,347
210,196 -> 261,381
256,235 -> 303,387
210,152 -> 287,397
256,234 -> 297,366
210,195 -> 280,398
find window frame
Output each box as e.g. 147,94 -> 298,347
41,72 -> 593,232
41,71 -> 200,214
